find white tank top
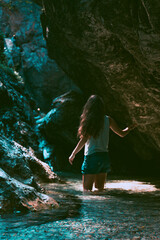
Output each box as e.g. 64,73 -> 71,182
84,115 -> 110,156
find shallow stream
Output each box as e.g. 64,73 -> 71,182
1,174 -> 160,239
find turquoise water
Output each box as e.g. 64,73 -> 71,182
1,174 -> 160,239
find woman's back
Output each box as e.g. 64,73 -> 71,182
84,115 -> 109,156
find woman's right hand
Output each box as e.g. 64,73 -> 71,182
109,117 -> 138,137
69,153 -> 75,165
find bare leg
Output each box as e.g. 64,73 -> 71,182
82,174 -> 95,191
95,173 -> 107,191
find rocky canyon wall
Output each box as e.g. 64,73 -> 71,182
0,0 -> 79,112
41,0 -> 160,174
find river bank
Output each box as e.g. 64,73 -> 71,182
1,174 -> 160,239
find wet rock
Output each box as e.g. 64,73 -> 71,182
0,168 -> 59,213
41,0 -> 160,174
0,0 -> 79,112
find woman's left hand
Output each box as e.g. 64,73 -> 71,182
69,153 -> 75,165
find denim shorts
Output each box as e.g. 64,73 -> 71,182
81,152 -> 111,174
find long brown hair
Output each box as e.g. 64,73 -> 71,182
78,95 -> 105,139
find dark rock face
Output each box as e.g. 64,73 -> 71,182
37,90 -> 85,171
0,0 -> 79,112
41,0 -> 160,174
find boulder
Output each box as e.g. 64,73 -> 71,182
0,134 -> 62,184
41,0 -> 160,175
0,168 -> 59,213
37,90 -> 85,171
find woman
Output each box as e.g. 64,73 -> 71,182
69,95 -> 136,192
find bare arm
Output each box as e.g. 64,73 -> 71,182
69,137 -> 88,165
109,117 -> 137,137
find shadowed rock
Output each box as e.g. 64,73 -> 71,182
0,0 -> 79,112
41,0 -> 160,174
37,90 -> 85,171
